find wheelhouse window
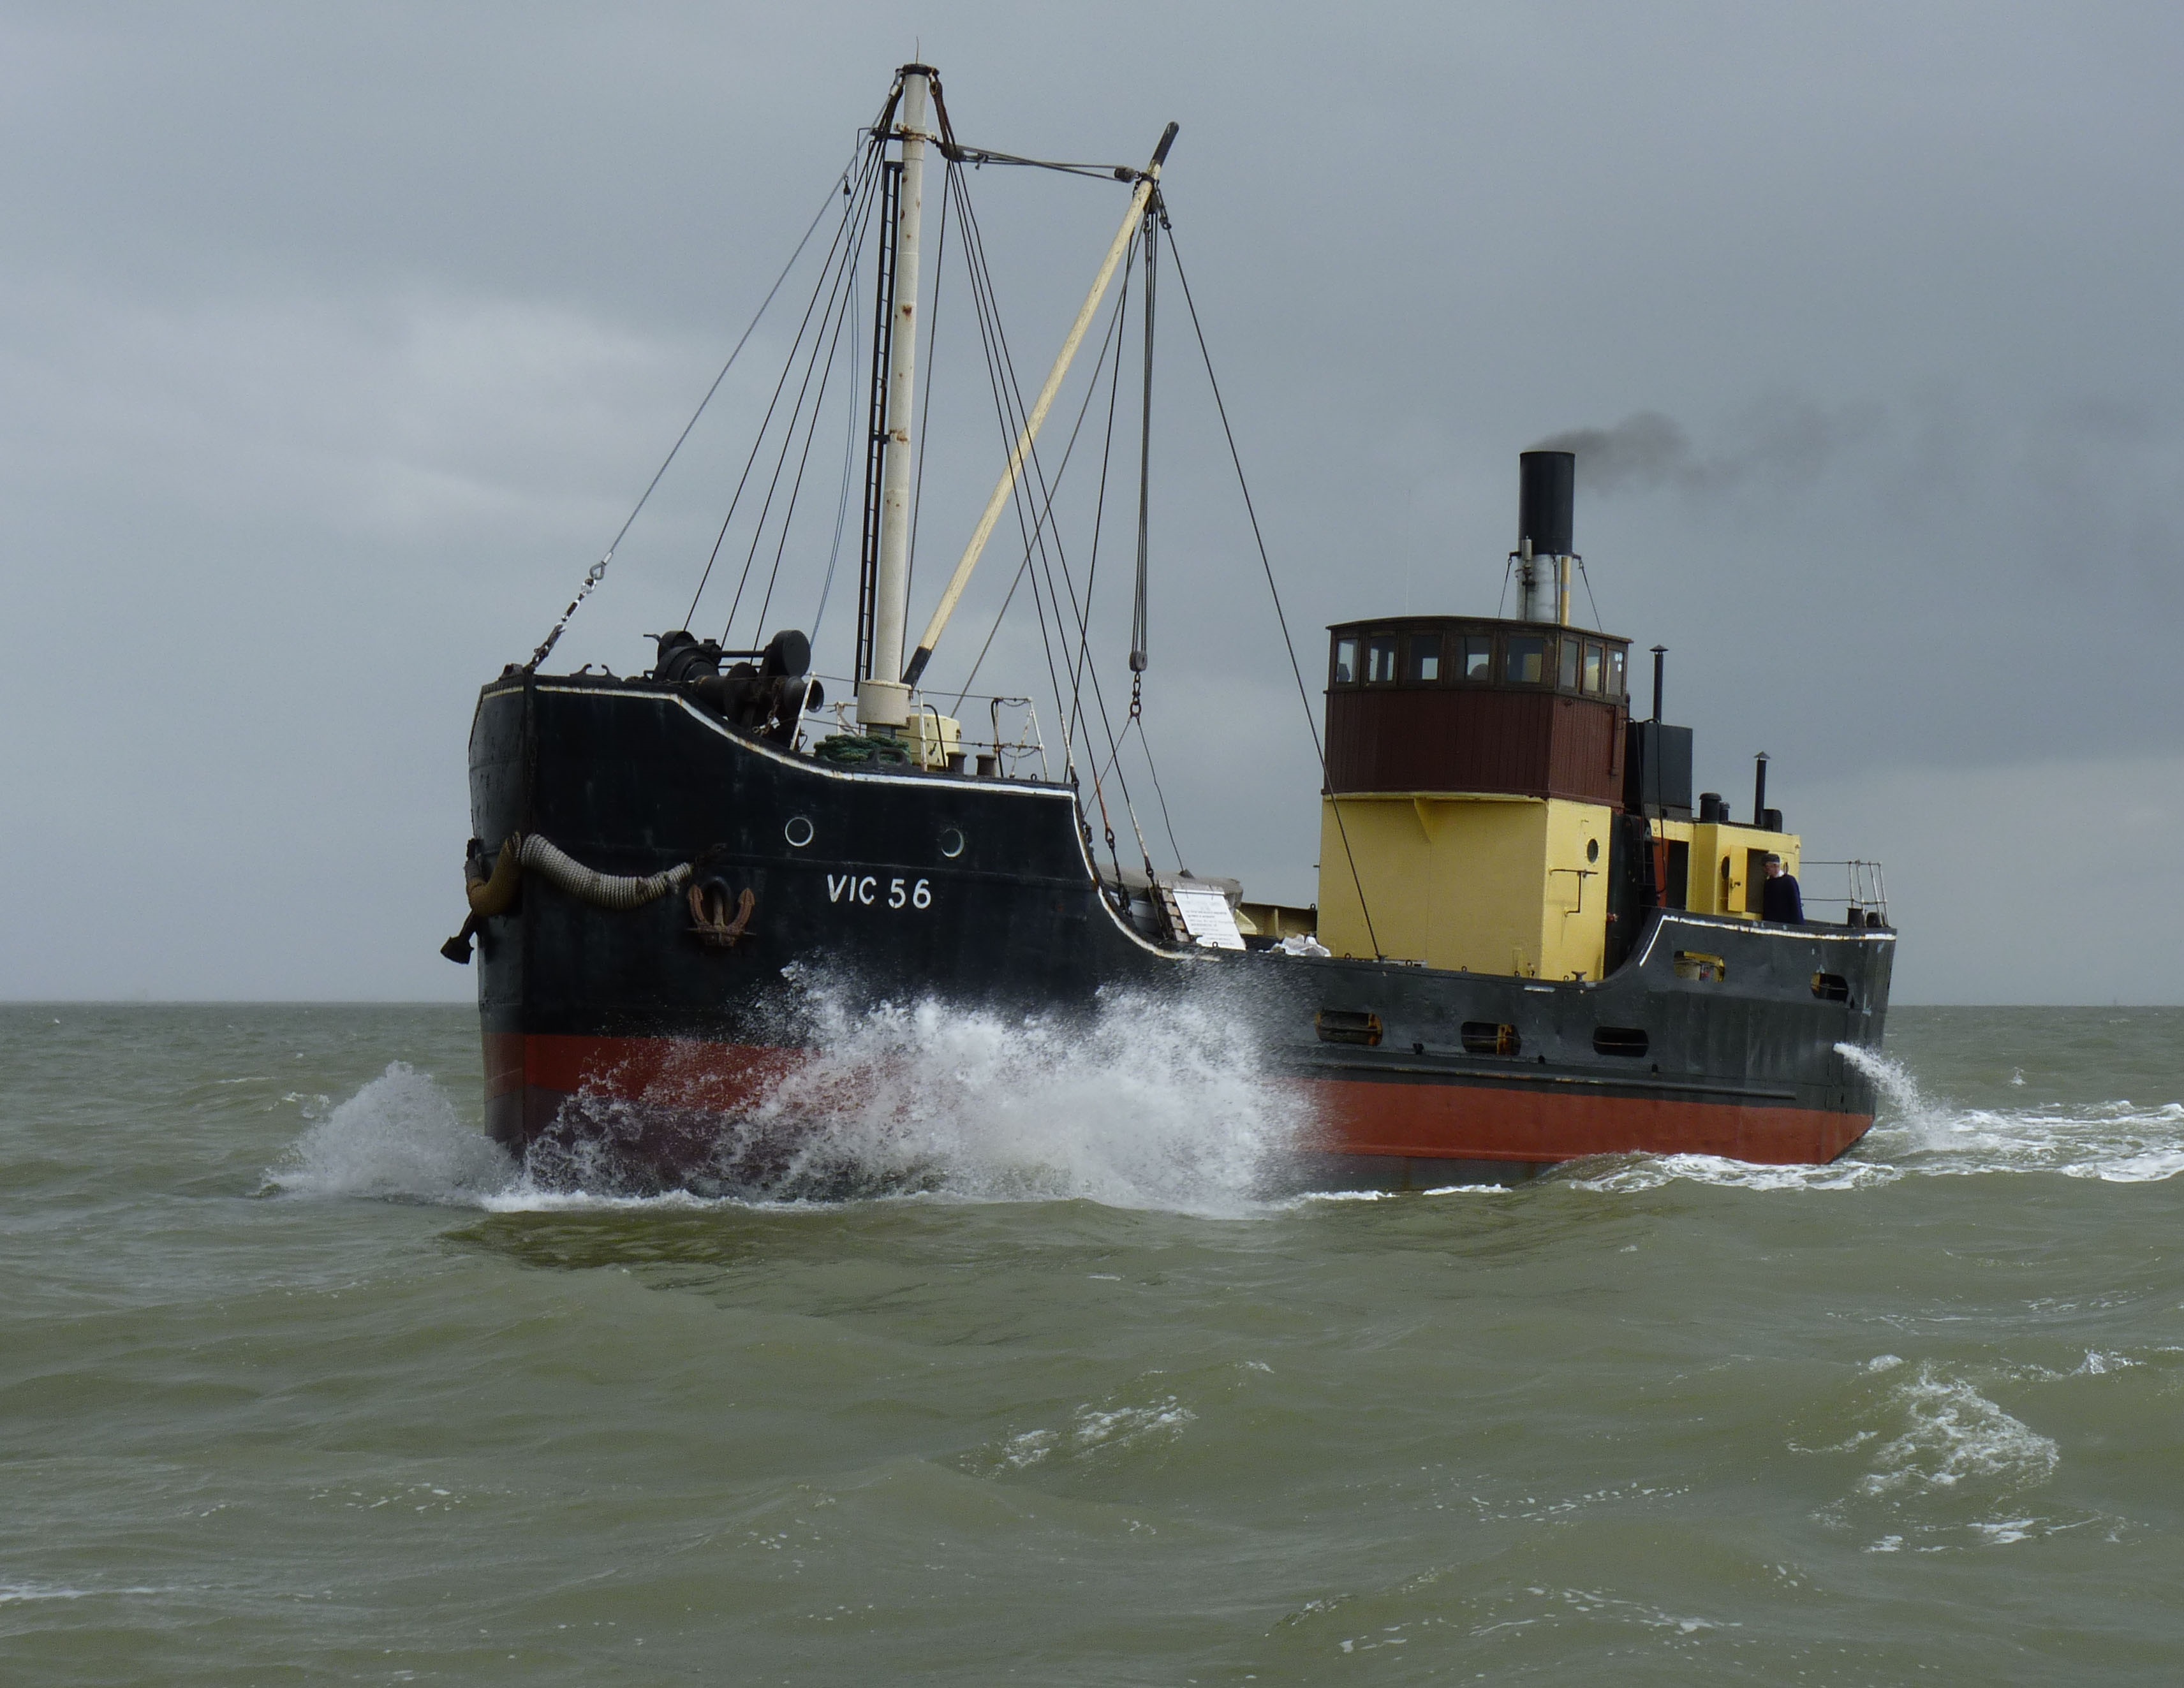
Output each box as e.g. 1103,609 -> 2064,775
1558,638 -> 1580,690
1332,636 -> 1359,685
1607,646 -> 1626,696
1366,636 -> 1399,683
1583,641 -> 1604,694
1459,635 -> 1493,680
1408,633 -> 1442,682
1504,636 -> 1545,685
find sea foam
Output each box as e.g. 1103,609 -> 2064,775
272,1012 -> 2184,1208
268,988 -> 1304,1215
1572,1043 -> 2184,1192
267,1061 -> 513,1201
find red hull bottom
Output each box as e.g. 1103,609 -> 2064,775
484,1032 -> 1873,1187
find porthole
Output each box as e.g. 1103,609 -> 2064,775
939,826 -> 965,859
1586,837 -> 1600,863
783,815 -> 815,849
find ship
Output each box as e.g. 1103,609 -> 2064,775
446,63 -> 1896,1193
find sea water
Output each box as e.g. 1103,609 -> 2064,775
3,1003 -> 2181,1684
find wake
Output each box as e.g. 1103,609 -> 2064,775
1574,1043 -> 2184,1193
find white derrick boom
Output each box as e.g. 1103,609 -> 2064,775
898,121 -> 1179,693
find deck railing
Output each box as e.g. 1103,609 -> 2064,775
1797,859 -> 1890,926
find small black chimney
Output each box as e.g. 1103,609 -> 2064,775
1649,645 -> 1666,723
1753,752 -> 1769,826
1519,450 -> 1575,557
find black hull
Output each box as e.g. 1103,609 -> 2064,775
466,675 -> 1895,1189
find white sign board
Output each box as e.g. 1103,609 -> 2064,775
1169,884 -> 1246,951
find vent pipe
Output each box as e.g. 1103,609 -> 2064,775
1753,752 -> 1769,826
1649,645 -> 1666,723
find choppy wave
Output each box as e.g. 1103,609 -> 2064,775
1572,1045 -> 2184,1193
1854,1357 -> 2060,1499
267,990 -> 1303,1215
1796,1354 -> 2137,1553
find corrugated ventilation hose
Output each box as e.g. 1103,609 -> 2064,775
508,833 -> 694,910
443,833 -> 700,962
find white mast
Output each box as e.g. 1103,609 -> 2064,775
856,64 -> 933,731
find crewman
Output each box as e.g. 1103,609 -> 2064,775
1760,853 -> 1803,924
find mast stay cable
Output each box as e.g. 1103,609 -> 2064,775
1165,226 -> 1383,958
939,143 -> 1145,181
951,170 -> 1159,880
726,171 -> 880,645
748,240 -> 867,640
957,180 -> 1125,775
950,169 -> 1153,885
1061,232 -> 1132,759
950,253 -> 1130,716
950,169 -> 1077,735
686,147 -> 883,628
806,320 -> 864,643
526,174 -> 846,672
903,154 -> 954,607
1122,202 -> 1188,870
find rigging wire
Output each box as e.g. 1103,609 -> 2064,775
715,161 -> 881,636
950,168 -> 1154,883
940,143 -> 1145,181
722,179 -> 880,645
1575,555 -> 1603,630
1121,203 -> 1188,870
950,174 -> 1074,761
1051,205 -> 1188,876
526,175 -> 845,671
1132,712 -> 1188,867
807,326 -> 864,642
904,154 -> 954,605
950,170 -> 1155,877
1063,242 -> 1131,754
751,246 -> 865,638
1164,223 -> 1384,958
686,147 -> 883,629
952,176 -> 1126,777
949,267 -> 1129,713
1130,211 -> 1155,674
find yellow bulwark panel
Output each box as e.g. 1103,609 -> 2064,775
1317,795 -> 1616,980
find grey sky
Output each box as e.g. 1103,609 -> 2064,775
4,3 -> 2180,1003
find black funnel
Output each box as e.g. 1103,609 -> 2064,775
1519,450 -> 1575,556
